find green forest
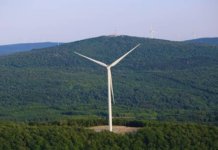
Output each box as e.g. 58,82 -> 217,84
0,36 -> 218,149
0,36 -> 217,123
0,119 -> 217,150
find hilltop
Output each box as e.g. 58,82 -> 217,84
0,35 -> 217,123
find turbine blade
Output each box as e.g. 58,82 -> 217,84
74,52 -> 107,67
109,70 -> 115,104
109,44 -> 140,67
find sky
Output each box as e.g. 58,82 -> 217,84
0,0 -> 218,45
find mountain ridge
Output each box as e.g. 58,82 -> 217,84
185,37 -> 218,46
0,42 -> 62,56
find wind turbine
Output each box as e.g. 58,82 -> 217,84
149,25 -> 156,39
74,44 -> 140,132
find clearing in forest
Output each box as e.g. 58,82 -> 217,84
89,126 -> 141,134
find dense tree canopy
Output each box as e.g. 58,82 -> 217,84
0,36 -> 217,123
0,120 -> 217,150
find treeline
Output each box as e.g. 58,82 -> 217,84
0,120 -> 217,149
27,118 -> 153,127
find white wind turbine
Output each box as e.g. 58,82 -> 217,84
149,25 -> 156,39
74,44 -> 140,132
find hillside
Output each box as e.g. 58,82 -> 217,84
0,35 -> 217,123
0,42 -> 61,55
186,37 -> 218,46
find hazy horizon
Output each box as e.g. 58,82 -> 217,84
0,0 -> 217,45
1,35 -> 218,46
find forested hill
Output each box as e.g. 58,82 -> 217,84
0,35 -> 218,122
185,37 -> 218,46
1,35 -> 218,70
0,42 -> 61,56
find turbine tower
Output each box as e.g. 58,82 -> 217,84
74,44 -> 140,132
149,25 -> 155,39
